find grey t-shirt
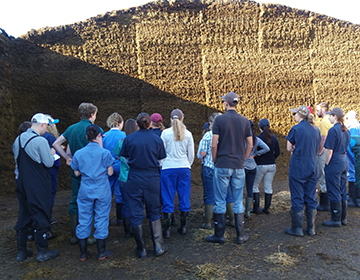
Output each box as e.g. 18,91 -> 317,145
212,110 -> 252,169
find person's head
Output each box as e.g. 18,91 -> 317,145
150,113 -> 165,131
136,113 -> 151,129
316,102 -> 329,118
45,114 -> 60,138
221,92 -> 239,110
170,109 -> 186,141
18,121 -> 31,134
345,110 -> 358,128
106,112 -> 123,129
30,113 -> 53,135
326,107 -> 347,132
259,118 -> 272,146
124,118 -> 138,136
78,102 -> 98,122
86,124 -> 104,144
208,112 -> 222,130
290,105 -> 316,126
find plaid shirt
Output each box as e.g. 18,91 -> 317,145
197,131 -> 215,169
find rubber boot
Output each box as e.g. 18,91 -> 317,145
305,208 -> 316,236
132,224 -> 147,258
316,192 -> 330,211
70,215 -> 78,245
250,193 -> 260,214
341,201 -> 347,226
16,230 -> 33,261
163,213 -> 172,239
171,213 -> 177,226
178,211 -> 189,235
87,219 -> 97,245
225,203 -> 235,227
261,193 -> 272,214
322,202 -> 341,227
284,210 -> 304,236
235,213 -> 249,244
150,219 -> 168,257
78,238 -> 91,261
34,230 -> 59,262
202,204 -> 213,229
348,185 -> 360,207
50,207 -> 57,225
206,213 -> 226,244
244,197 -> 253,219
97,239 -> 113,260
123,217 -> 132,238
116,203 -> 123,225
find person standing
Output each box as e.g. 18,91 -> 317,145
53,102 -> 99,245
71,124 -> 114,261
322,108 -> 350,227
316,102 -> 333,211
150,113 -> 165,137
120,113 -> 168,258
285,106 -> 321,236
206,92 -> 253,244
13,113 -> 59,262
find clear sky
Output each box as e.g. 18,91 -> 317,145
1,0 -> 359,38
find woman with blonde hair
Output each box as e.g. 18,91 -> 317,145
161,109 -> 195,238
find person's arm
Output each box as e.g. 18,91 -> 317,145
197,137 -> 207,159
107,166 -> 114,176
39,140 -> 55,168
318,135 -> 327,155
211,134 -> 219,163
53,135 -> 72,165
325,149 -> 333,165
273,137 -> 280,159
287,140 -> 295,153
73,170 -> 81,177
187,133 -> 195,166
244,136 -> 253,160
254,137 -> 270,156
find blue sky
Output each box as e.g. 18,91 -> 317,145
1,0 -> 359,38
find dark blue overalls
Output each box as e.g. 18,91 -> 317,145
120,129 -> 166,227
286,120 -> 321,211
324,123 -> 350,203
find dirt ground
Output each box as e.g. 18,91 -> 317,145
1,167 -> 360,280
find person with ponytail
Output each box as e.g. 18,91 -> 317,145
161,109 -> 195,238
71,124 -> 114,261
120,113 -> 168,258
251,119 -> 280,216
322,108 -> 350,227
285,106 -> 321,237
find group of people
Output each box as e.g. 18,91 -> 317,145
12,95 -> 360,263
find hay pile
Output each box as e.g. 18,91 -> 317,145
264,246 -> 298,267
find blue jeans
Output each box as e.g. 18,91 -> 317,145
213,168 -> 245,214
203,166 -> 215,205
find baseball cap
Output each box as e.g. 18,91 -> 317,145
203,122 -> 210,130
307,106 -> 313,114
290,106 -> 310,117
31,113 -> 58,127
171,109 -> 184,120
221,92 -> 239,104
86,124 -> 105,138
326,107 -> 345,117
259,118 -> 270,128
150,113 -> 163,124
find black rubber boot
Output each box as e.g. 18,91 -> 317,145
235,213 -> 249,244
322,202 -> 341,227
305,208 -> 316,236
261,193 -> 272,214
123,218 -> 132,238
316,192 -> 330,211
162,213 -> 172,239
206,213 -> 226,244
171,213 -> 177,226
78,238 -> 91,261
177,211 -> 189,235
250,193 -> 260,214
116,203 -> 123,225
70,215 -> 78,245
348,185 -> 360,207
34,230 -> 59,262
150,219 -> 168,257
16,230 -> 33,261
97,239 -> 113,260
244,197 -> 253,219
284,210 -> 304,236
132,224 -> 147,258
341,201 -> 347,225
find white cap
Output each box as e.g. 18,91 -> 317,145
31,113 -> 58,127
